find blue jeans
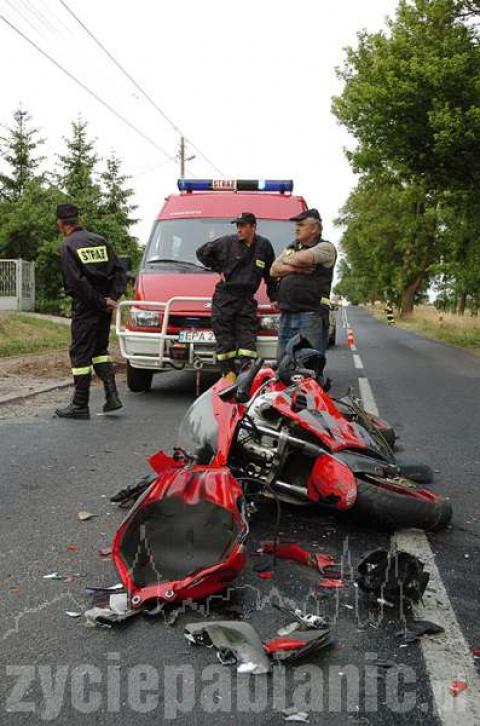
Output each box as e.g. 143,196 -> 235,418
277,310 -> 329,361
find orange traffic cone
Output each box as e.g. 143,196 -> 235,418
346,328 -> 355,346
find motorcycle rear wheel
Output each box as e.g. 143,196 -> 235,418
350,479 -> 452,531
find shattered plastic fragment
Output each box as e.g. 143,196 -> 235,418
98,547 -> 112,558
395,620 -> 444,643
274,604 -> 328,631
318,578 -> 343,589
43,572 -> 63,580
258,571 -> 273,579
260,541 -> 335,573
66,545 -> 80,553
78,511 -> 96,521
449,680 -> 468,697
84,594 -> 142,627
277,622 -> 301,637
184,621 -> 271,675
357,549 -> 429,605
65,611 -> 82,618
472,647 -> 480,657
266,629 -> 332,663
284,713 -> 309,723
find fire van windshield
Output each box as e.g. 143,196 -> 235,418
145,218 -> 295,267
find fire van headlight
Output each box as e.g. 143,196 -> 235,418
129,309 -> 161,327
259,314 -> 280,331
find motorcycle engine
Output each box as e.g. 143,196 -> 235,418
234,393 -> 283,481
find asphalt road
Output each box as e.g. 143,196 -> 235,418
0,307 -> 479,725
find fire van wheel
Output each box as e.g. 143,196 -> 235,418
126,362 -> 153,392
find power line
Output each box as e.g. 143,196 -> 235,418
1,14 -> 176,162
17,0 -> 57,34
58,0 -> 225,177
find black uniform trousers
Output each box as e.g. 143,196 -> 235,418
211,288 -> 257,374
70,301 -> 113,390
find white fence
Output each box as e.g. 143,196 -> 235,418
0,259 -> 35,311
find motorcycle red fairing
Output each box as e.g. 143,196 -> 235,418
111,451 -> 248,606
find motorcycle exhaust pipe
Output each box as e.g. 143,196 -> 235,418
274,479 -> 311,501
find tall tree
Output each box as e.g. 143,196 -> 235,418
97,154 -> 140,266
57,118 -> 101,225
0,108 -> 45,201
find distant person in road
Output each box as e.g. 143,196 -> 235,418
55,204 -> 126,420
385,301 -> 395,325
271,208 -> 336,360
196,212 -> 277,383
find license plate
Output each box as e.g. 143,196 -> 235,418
178,329 -> 216,344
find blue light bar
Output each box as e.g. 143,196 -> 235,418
177,179 -> 294,193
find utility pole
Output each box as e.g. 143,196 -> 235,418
178,135 -> 196,178
179,135 -> 186,177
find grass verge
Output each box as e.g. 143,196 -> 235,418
370,305 -> 480,350
0,313 -> 70,357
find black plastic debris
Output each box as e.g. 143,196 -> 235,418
395,619 -> 445,643
357,549 -> 429,606
184,621 -> 271,675
110,472 -> 156,506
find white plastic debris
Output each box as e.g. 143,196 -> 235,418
43,572 -> 63,580
78,511 -> 96,521
65,611 -> 82,618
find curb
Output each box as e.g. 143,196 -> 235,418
0,379 -> 73,406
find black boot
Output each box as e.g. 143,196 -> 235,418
94,360 -> 123,412
55,374 -> 91,420
102,376 -> 123,413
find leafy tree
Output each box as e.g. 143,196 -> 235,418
332,0 -> 480,313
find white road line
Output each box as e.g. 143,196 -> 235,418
394,530 -> 480,724
352,353 -> 363,369
357,377 -> 379,415
357,369 -> 480,724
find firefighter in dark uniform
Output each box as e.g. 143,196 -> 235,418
55,204 -> 127,420
196,212 -> 277,382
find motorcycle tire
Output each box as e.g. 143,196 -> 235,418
350,479 -> 452,531
397,463 -> 434,485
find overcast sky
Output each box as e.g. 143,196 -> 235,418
0,0 -> 399,246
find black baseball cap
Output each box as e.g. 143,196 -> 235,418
56,203 -> 80,221
290,208 -> 322,222
231,211 -> 257,225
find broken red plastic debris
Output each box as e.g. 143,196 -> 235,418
472,647 -> 480,657
264,637 -> 307,654
449,680 -> 468,697
258,571 -> 273,579
260,541 -> 335,573
66,545 -> 80,553
318,578 -> 343,589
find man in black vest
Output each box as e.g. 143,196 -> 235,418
197,212 -> 276,382
55,203 -> 126,420
271,209 -> 336,360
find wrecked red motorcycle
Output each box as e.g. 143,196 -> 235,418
174,353 -> 452,532
111,339 -> 451,606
